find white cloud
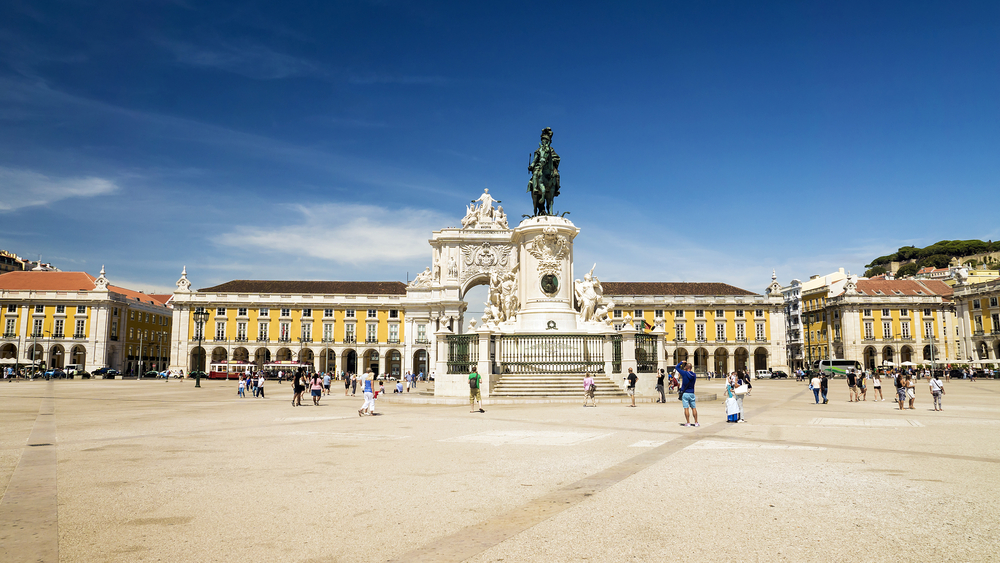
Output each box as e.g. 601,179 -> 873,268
0,166 -> 119,211
215,202 -> 455,265
157,39 -> 319,80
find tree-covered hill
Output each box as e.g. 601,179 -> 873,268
864,240 -> 1000,278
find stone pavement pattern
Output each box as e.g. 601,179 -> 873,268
1,378 -> 998,562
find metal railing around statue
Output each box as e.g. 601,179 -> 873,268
447,334 -> 479,374
611,334 -> 622,374
495,334 -> 606,375
635,333 -> 658,373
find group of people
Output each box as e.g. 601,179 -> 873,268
600,364 -> 707,426
237,373 -> 266,398
808,368 -> 946,411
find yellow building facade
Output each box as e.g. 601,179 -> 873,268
0,269 -> 172,375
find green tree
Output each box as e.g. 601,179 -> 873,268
917,254 -> 952,269
864,265 -> 887,277
896,263 -> 919,277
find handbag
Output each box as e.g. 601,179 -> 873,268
725,397 -> 740,415
734,384 -> 749,396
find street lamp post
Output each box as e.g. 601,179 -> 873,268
193,308 -> 209,388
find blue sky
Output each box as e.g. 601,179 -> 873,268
1,1 -> 998,295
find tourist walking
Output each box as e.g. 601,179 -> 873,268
810,373 -> 821,403
906,374 -> 916,409
872,372 -> 883,401
345,372 -> 351,396
820,373 -> 829,404
351,373 -> 358,396
625,367 -> 637,407
256,372 -> 265,398
583,374 -> 597,407
929,373 -> 945,411
895,373 -> 909,410
358,371 -> 375,415
322,372 -> 331,396
310,373 -> 323,405
847,370 -> 859,402
655,369 -> 666,403
676,361 -> 699,427
292,370 -> 305,406
857,372 -> 867,401
469,369 -> 484,413
734,372 -> 750,422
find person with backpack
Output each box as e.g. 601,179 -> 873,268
583,374 -> 597,407
469,369 -> 484,413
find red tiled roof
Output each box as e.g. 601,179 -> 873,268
198,280 -> 408,295
852,279 -> 953,298
0,271 -> 171,307
601,282 -> 758,296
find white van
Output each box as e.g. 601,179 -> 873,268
64,363 -> 83,375
755,370 -> 772,379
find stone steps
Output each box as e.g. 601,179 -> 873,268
491,373 -> 629,397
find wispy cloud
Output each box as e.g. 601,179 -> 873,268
156,38 -> 319,80
214,202 -> 455,265
0,166 -> 118,211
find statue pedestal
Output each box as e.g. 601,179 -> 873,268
510,216 -> 580,332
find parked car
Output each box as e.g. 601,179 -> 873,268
771,370 -> 789,379
93,367 -> 120,377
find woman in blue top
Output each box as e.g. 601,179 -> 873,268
676,361 -> 699,427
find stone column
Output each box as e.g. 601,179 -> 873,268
620,323 -> 639,393
603,334 -> 614,376
477,330 -> 492,397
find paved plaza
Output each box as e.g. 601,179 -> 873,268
2,377 -> 999,562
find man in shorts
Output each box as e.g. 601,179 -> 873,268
625,368 -> 638,407
322,372 -> 331,396
846,370 -> 859,402
469,369 -> 484,413
676,362 -> 699,427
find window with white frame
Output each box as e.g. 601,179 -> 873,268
695,323 -> 705,341
715,309 -> 725,318
215,321 -> 226,340
900,321 -> 910,339
991,297 -> 998,308
633,310 -> 643,319
695,309 -> 704,318
368,309 -> 378,318
130,327 -> 135,340
281,308 -> 291,317
366,323 -> 377,342
324,309 -> 334,317
237,322 -> 247,340
675,323 -> 685,340
191,322 -> 201,340
323,323 -> 333,341
417,324 -> 427,341
258,323 -> 268,340
716,323 -> 726,341
755,309 -> 764,318
301,323 -> 312,341
834,323 -> 841,339
259,308 -> 269,317
111,320 -> 118,339
924,321 -> 933,338
736,323 -> 746,341
882,308 -> 891,317
279,322 -> 290,340
882,321 -> 892,339
302,309 -> 312,318
389,324 -> 399,342
864,321 -> 873,340
992,314 -> 999,331
56,305 -> 65,314
345,324 -> 356,342
613,309 -> 622,318
864,308 -> 872,317
345,309 -> 355,318
6,304 -> 15,313
923,308 -> 932,317
5,318 -> 15,336
973,300 -> 981,310
53,319 -> 64,336
216,307 -> 225,316
75,319 -> 85,337
735,309 -> 744,318
238,307 -> 247,316
35,305 -> 44,314
389,309 -> 399,318
974,316 -> 983,331
654,310 -> 663,318
756,323 -> 765,340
